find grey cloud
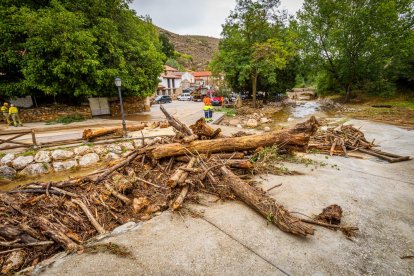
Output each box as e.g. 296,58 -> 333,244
130,0 -> 304,37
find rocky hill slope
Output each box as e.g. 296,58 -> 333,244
158,27 -> 220,71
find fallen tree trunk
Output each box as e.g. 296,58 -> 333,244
189,118 -> 222,139
220,166 -> 314,236
160,105 -> 193,136
150,117 -> 318,159
175,153 -> 245,162
82,124 -> 147,141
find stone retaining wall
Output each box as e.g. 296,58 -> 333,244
109,97 -> 150,117
18,105 -> 92,123
0,138 -> 162,180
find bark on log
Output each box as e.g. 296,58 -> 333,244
150,117 -> 319,159
83,124 -> 147,140
72,199 -> 106,234
168,157 -> 197,188
94,151 -> 141,183
172,185 -> 189,211
35,217 -> 81,252
175,153 -> 245,162
160,105 -> 193,136
220,166 -> 314,236
104,182 -> 131,205
189,118 -> 222,139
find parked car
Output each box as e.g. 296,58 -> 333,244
177,93 -> 192,101
154,95 -> 172,104
211,97 -> 223,106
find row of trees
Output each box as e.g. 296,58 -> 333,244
0,0 -> 166,100
211,0 -> 414,104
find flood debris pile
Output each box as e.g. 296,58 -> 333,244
309,124 -> 411,163
1,109 -> 361,273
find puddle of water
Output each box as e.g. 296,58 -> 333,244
0,165 -> 104,191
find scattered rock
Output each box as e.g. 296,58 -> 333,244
79,153 -> 100,167
93,145 -> 107,155
237,124 -> 243,128
53,160 -> 78,172
20,163 -> 51,177
133,139 -> 143,148
106,144 -> 122,154
104,152 -> 120,161
111,222 -> 141,235
260,117 -> 269,123
0,153 -> 15,166
159,121 -> 169,128
229,119 -> 240,126
51,150 -> 74,161
12,156 -> 34,170
74,146 -> 91,156
246,119 -> 258,128
0,166 -> 16,179
34,151 -> 51,163
133,197 -> 150,213
119,142 -> 134,151
264,126 -> 271,132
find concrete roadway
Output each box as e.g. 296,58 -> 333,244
41,119 -> 414,275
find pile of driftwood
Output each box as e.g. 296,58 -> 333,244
1,110 -> 356,273
309,125 -> 410,163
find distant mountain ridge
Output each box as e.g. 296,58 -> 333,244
157,27 -> 220,71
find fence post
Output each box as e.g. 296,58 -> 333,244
31,129 -> 37,147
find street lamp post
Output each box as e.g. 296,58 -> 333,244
115,77 -> 127,138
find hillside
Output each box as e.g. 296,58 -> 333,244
158,27 -> 220,71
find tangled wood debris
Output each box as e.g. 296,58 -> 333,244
309,125 -> 410,162
4,106 -> 407,273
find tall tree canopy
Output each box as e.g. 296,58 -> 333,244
296,0 -> 414,100
210,0 -> 297,107
0,0 -> 165,99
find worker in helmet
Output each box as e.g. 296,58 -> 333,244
9,104 -> 23,127
1,102 -> 11,125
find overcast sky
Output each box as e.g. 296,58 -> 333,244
131,0 -> 304,38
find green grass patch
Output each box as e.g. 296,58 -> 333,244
215,107 -> 236,117
46,114 -> 86,125
20,149 -> 37,156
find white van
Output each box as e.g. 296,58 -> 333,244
177,93 -> 192,101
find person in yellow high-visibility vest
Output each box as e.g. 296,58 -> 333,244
9,104 -> 23,127
1,102 -> 11,125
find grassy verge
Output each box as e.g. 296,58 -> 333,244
46,114 -> 86,125
214,107 -> 236,117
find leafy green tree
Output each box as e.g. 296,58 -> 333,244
297,0 -> 414,100
159,33 -> 175,59
0,0 -> 164,99
210,0 -> 296,107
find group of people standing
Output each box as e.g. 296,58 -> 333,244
1,102 -> 23,127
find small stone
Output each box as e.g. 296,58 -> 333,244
237,124 -> 243,128
133,197 -> 150,213
79,153 -> 100,167
119,142 -> 134,151
34,151 -> 51,163
53,160 -> 78,172
246,119 -> 258,128
133,139 -> 143,148
74,146 -> 91,156
260,117 -> 269,123
20,163 -> 51,177
51,150 -> 74,161
12,156 -> 34,170
111,222 -> 141,235
0,166 -> 16,179
229,119 -> 240,126
93,145 -> 107,155
104,152 -> 120,161
159,121 -> 169,128
106,144 -> 122,154
0,153 -> 15,166
264,126 -> 271,132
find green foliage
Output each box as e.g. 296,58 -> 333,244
159,33 -> 175,59
210,0 -> 297,106
0,0 -> 165,99
46,114 -> 86,125
165,58 -> 184,71
297,0 -> 414,101
215,107 -> 236,117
